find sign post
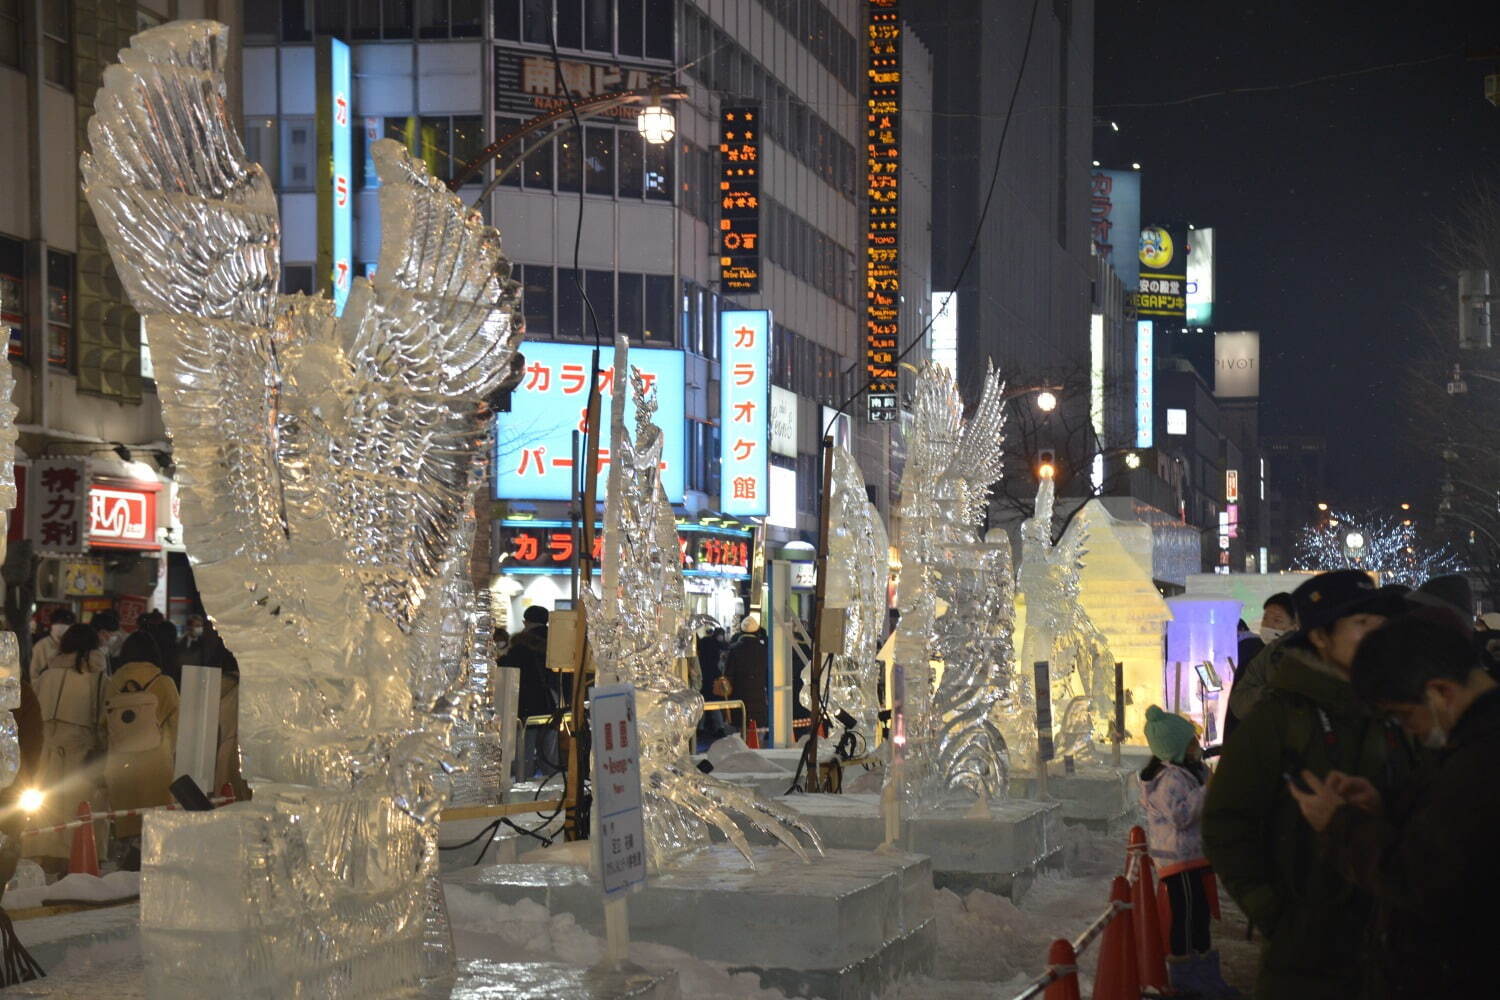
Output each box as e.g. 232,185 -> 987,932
879,664 -> 905,850
590,682 -> 646,965
1033,661 -> 1054,798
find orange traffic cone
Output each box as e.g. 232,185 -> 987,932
220,782 -> 236,804
1044,938 -> 1083,1000
1126,825 -> 1148,877
69,801 -> 101,877
745,724 -> 761,749
1092,876 -> 1140,1000
1132,854 -> 1169,990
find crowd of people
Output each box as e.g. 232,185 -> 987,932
7,609 -> 245,874
1138,569 -> 1500,999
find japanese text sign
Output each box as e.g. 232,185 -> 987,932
865,0 -> 901,421
719,310 -> 770,517
495,342 -> 686,502
88,483 -> 160,551
719,106 -> 761,293
317,38 -> 352,315
1088,170 -> 1140,290
591,683 -> 646,896
28,458 -> 88,555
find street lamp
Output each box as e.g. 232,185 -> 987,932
637,96 -> 676,145
1035,390 -> 1058,413
1317,502 -> 1329,512
1346,531 -> 1366,553
1124,451 -> 1142,470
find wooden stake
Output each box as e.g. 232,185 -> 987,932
563,350 -> 604,842
803,436 -> 836,792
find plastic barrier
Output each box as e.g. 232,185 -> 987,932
1092,876 -> 1140,1000
23,790 -> 237,839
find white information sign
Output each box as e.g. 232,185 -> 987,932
591,682 -> 646,896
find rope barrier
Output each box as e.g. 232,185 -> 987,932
20,796 -> 235,837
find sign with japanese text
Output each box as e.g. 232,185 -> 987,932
61,559 -> 105,596
865,0 -> 901,422
770,386 -> 798,458
1089,170 -> 1140,290
1186,227 -> 1214,326
88,482 -> 161,551
28,458 -> 88,555
1034,661 -> 1055,763
719,106 -> 761,293
317,38 -> 353,314
720,310 -> 770,517
497,525 -> 750,576
1133,224 -> 1186,318
591,683 -> 646,896
494,48 -> 660,122
1135,320 -> 1154,448
494,342 -> 686,502
1225,469 -> 1239,503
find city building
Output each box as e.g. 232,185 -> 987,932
1263,434 -> 1328,570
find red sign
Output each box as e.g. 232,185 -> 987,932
115,594 -> 149,632
88,481 -> 160,550
498,525 -> 749,575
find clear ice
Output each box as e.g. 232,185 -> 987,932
81,20 -> 521,997
585,337 -> 822,870
890,363 -> 1014,808
0,362 -> 20,792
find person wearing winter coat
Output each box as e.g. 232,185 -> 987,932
501,606 -> 558,777
1203,570 -> 1413,1000
1287,612 -> 1500,999
30,623 -> 107,870
696,626 -> 730,744
27,607 -> 74,684
1139,706 -> 1240,997
101,631 -> 180,859
722,615 -> 768,736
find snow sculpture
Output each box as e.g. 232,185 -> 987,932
798,446 -> 888,754
1010,479 -> 1118,763
81,21 -> 519,997
0,364 -> 19,791
890,363 -> 1013,806
586,337 -> 821,869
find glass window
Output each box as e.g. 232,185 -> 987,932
644,274 -> 673,346
451,0 -> 482,35
556,132 -> 582,193
584,0 -> 612,52
617,128 -> 643,199
1,234 -> 23,359
242,1 -> 278,43
42,0 -> 71,87
244,118 -> 279,187
451,115 -> 484,186
45,250 -> 72,368
557,267 -> 583,338
493,0 -> 520,40
618,0 -> 643,56
584,126 -> 614,196
281,264 -> 315,296
644,137 -> 672,202
316,0 -> 349,35
352,0 -> 382,38
280,118 -> 316,191
522,0 -> 549,44
523,133 -> 553,189
385,115 -> 417,152
617,272 -> 643,341
417,0 -> 449,37
584,269 -> 614,341
281,0 -> 312,41
383,0 -> 414,37
521,264 -> 554,339
645,0 -> 673,60
556,0 -> 582,48
419,116 -> 450,180
493,116 -> 522,187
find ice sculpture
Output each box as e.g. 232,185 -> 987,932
586,337 -> 821,870
81,21 -> 520,997
0,363 -> 19,791
890,363 -> 1013,807
798,447 -> 888,753
1010,479 -> 1118,763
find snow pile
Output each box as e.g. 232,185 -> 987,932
446,886 -> 790,999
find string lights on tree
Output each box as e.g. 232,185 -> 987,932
1293,509 -> 1466,587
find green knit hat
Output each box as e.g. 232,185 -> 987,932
1144,705 -> 1196,764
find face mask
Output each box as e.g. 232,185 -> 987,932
50,623 -> 68,641
105,632 -> 125,656
1259,626 -> 1286,645
1422,689 -> 1450,750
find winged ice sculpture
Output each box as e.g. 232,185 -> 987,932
890,362 -> 1014,807
586,337 -> 821,869
81,21 -> 518,996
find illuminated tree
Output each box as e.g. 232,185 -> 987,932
1292,509 -> 1466,587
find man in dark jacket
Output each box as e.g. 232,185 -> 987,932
696,626 -> 730,744
500,605 -> 558,776
1203,570 -> 1412,1000
1288,612 -> 1499,999
722,614 -> 768,737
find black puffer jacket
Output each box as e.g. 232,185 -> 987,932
501,625 -> 555,720
722,630 -> 768,729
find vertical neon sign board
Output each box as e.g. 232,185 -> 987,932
317,38 -> 353,315
1135,319 -> 1154,447
720,310 -> 770,517
865,0 -> 901,422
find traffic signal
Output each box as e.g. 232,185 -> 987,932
1036,448 -> 1056,480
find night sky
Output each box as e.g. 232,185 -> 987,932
1094,1 -> 1500,502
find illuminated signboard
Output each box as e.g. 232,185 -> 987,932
719,107 -> 761,293
497,522 -> 750,577
494,342 -> 686,502
88,482 -> 161,551
317,38 -> 353,314
1134,224 -> 1186,319
1135,320 -> 1154,447
1089,170 -> 1141,290
865,0 -> 901,422
720,310 -> 770,517
1186,226 -> 1214,326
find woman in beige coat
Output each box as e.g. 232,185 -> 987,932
31,623 -> 108,870
101,630 -> 179,860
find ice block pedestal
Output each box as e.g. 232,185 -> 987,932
743,793 -> 1064,898
447,846 -> 934,1000
1016,764 -> 1141,831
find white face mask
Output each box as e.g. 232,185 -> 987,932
104,632 -> 125,656
50,623 -> 68,642
1422,689 -> 1450,750
1259,626 -> 1286,645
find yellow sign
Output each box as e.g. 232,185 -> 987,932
61,559 -> 105,596
1139,226 -> 1174,269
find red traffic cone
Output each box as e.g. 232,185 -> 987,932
1092,876 -> 1140,1000
1044,938 -> 1083,1000
745,723 -> 761,749
1132,855 -> 1169,990
69,801 -> 101,878
1126,825 -> 1148,877
219,782 -> 236,804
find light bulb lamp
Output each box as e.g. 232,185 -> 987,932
636,91 -> 677,146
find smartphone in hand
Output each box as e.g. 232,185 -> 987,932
1283,770 -> 1314,794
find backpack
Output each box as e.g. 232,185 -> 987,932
106,672 -> 164,753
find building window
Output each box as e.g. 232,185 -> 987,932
523,265 -> 674,344
617,272 -> 643,341
644,274 -> 673,346
0,0 -> 20,69
244,118 -> 280,187
280,118 -> 316,192
280,264 -> 316,295
42,0 -> 71,89
494,0 -> 520,40
419,0 -> 483,38
584,125 -> 615,196
496,119 -> 668,204
520,263 -> 553,338
45,250 -> 72,368
1,234 -> 23,359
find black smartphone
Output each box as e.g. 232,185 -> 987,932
1283,770 -> 1313,794
170,774 -> 217,811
